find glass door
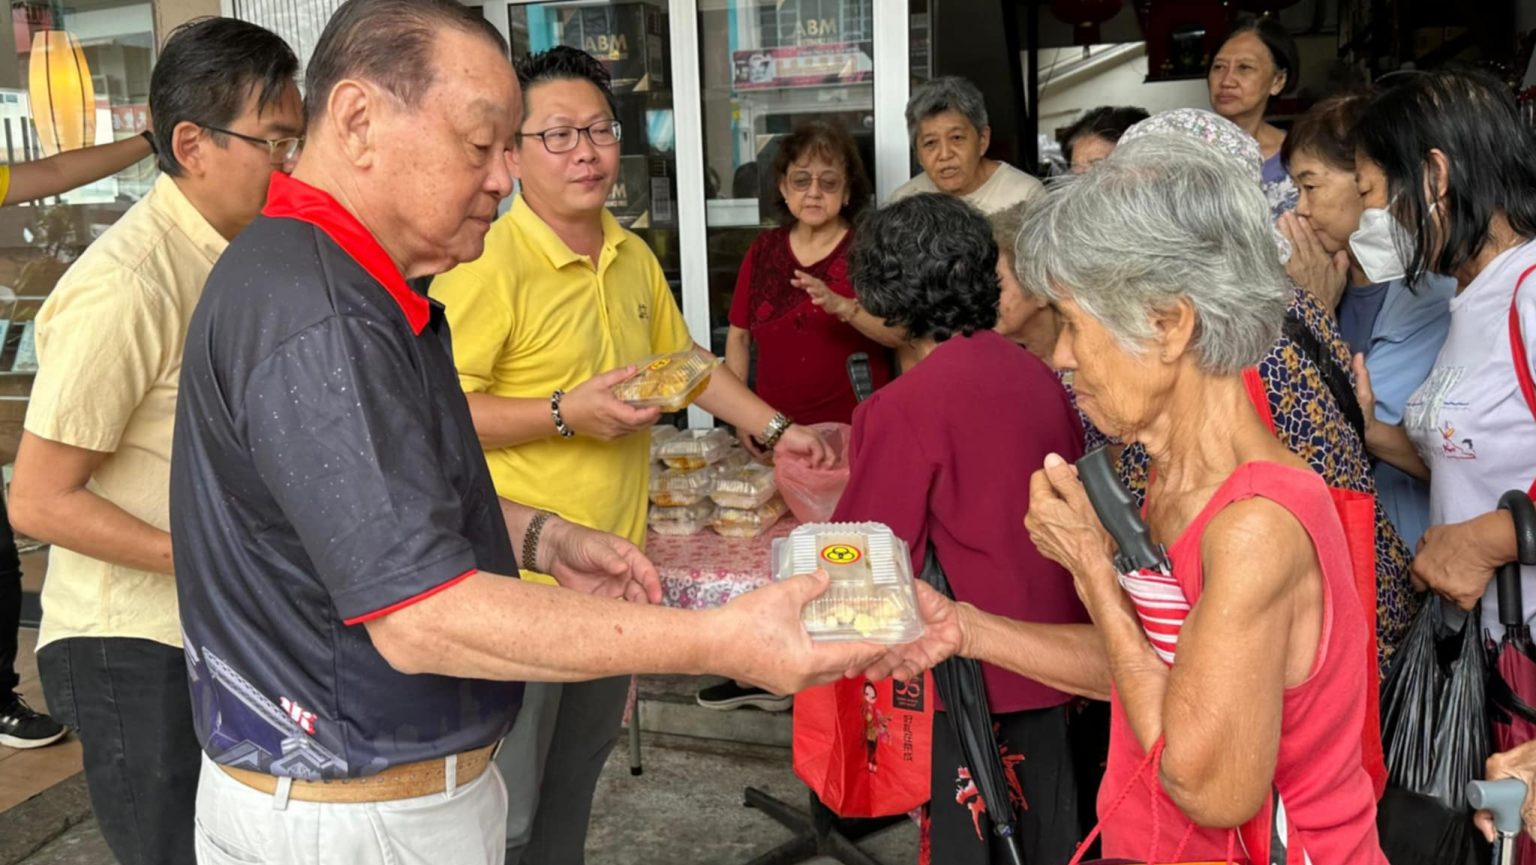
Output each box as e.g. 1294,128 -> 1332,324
482,0 -> 683,311
693,0 -> 875,358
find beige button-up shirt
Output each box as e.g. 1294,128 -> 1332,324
26,173 -> 227,650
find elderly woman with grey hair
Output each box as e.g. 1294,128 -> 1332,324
874,135 -> 1389,864
888,75 -> 1041,213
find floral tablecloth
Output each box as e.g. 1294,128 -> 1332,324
647,517 -> 799,609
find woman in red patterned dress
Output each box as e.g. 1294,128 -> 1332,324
724,121 -> 900,455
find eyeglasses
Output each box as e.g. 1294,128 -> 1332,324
787,172 -> 845,194
518,120 -> 622,154
202,124 -> 304,165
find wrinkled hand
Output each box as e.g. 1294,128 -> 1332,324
561,365 -> 662,442
543,518 -> 662,604
774,423 -> 833,468
1279,212 -> 1349,311
711,570 -> 886,695
795,271 -> 855,321
1476,741 -> 1536,842
1352,353 -> 1378,439
1413,519 -> 1501,609
855,582 -> 966,683
1025,453 -> 1121,610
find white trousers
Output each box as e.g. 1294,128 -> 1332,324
193,752 -> 508,865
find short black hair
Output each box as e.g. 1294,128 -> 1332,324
1356,69 -> 1536,285
1058,105 -> 1149,165
850,194 -> 999,343
515,46 -> 618,127
770,121 -> 871,225
305,0 -> 508,128
1280,92 -> 1363,173
1216,13 -> 1299,96
148,18 -> 297,177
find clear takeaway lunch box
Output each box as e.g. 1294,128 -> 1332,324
648,500 -> 715,536
656,427 -> 735,470
613,352 -> 721,413
649,424 -> 682,459
710,463 -> 779,510
649,465 -> 714,507
772,522 -> 924,644
710,496 -> 788,539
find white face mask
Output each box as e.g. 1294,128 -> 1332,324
1348,206 -> 1413,284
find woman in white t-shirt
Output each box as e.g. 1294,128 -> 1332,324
1351,70 -> 1536,636
889,76 -> 1042,215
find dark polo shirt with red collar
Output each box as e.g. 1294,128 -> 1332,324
171,172 -> 522,779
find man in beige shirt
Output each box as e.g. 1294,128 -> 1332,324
7,19 -> 301,865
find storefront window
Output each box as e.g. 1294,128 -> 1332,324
0,0 -> 155,464
697,0 -> 877,355
503,0 -> 681,310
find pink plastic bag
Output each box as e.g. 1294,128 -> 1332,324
774,422 -> 852,523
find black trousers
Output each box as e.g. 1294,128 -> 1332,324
0,495 -> 24,695
37,636 -> 200,865
928,704 -> 1079,865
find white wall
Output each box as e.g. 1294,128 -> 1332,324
1035,44 -> 1207,144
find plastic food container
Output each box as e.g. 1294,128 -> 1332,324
710,463 -> 779,510
649,424 -> 682,459
649,500 -> 715,536
773,522 -> 923,644
710,496 -> 788,538
649,465 -> 715,507
657,428 -> 735,470
613,352 -> 720,412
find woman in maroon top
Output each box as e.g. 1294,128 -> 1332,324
832,193 -> 1088,864
725,122 -> 899,452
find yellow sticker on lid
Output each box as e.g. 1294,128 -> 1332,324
821,544 -> 862,565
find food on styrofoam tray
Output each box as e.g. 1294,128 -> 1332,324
772,522 -> 923,644
649,464 -> 714,507
613,352 -> 720,412
648,500 -> 715,536
656,427 -> 734,470
649,424 -> 682,459
710,496 -> 788,539
710,463 -> 779,510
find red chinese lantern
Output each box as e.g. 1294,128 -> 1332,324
1050,0 -> 1125,46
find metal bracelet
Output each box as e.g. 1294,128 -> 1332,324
522,510 -> 556,574
550,389 -> 575,438
759,412 -> 792,448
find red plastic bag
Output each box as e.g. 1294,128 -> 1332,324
775,422 -> 852,523
792,672 -> 934,818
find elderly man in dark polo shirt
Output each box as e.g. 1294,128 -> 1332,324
169,1 -> 888,862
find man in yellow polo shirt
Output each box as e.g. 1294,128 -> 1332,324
430,46 -> 827,865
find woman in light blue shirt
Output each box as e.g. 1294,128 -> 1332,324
1277,93 -> 1454,549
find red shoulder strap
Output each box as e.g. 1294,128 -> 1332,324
1242,366 -> 1277,434
1511,264 -> 1536,497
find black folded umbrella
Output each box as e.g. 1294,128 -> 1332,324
920,545 -> 1026,865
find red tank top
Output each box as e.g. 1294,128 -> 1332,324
1097,462 -> 1387,865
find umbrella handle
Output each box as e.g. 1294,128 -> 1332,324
1468,778 -> 1527,836
1078,447 -> 1167,572
1497,491 -> 1536,629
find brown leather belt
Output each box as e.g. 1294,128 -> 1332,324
217,744 -> 496,803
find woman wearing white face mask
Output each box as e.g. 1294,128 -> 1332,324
1352,71 -> 1536,633
1277,93 -> 1455,551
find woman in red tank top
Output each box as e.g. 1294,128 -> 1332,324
871,131 -> 1387,863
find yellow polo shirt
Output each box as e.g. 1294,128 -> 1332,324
26,173 -> 228,649
430,195 -> 692,581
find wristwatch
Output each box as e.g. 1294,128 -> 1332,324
139,130 -> 157,156
522,510 -> 556,574
760,412 -> 792,448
